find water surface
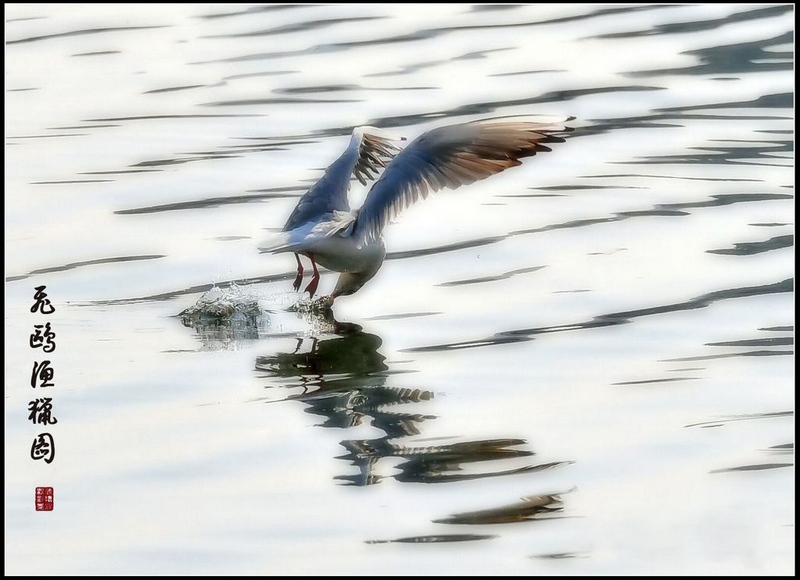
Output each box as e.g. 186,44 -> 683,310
5,4 -> 794,575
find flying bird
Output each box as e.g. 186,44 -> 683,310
260,116 -> 573,304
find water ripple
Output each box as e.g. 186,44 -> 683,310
685,411 -> 792,429
626,31 -> 793,77
202,16 -> 385,38
710,463 -> 793,473
406,278 -> 793,352
5,255 -> 165,283
438,266 -> 546,288
707,234 -> 793,256
367,534 -> 497,544
143,84 -> 206,94
433,494 -> 565,525
6,25 -> 170,45
114,188 -> 304,215
589,5 -> 792,40
198,5 -> 311,20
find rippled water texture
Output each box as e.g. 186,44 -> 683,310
5,4 -> 794,575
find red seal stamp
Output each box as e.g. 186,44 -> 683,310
35,486 -> 54,511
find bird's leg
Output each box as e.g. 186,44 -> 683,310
292,253 -> 304,292
304,253 -> 321,298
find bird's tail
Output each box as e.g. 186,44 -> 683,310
257,231 -> 294,254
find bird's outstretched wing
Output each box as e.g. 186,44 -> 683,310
352,116 -> 574,243
282,127 -> 405,232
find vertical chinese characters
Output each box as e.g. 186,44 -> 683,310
31,360 -> 54,389
29,286 -> 56,467
30,433 -> 56,465
31,286 -> 56,315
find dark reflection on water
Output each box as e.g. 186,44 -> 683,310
438,265 -> 546,288
5,254 -> 166,283
408,278 -> 793,352
386,189 -> 788,264
114,188 -> 304,215
767,443 -> 794,455
255,321 -> 389,379
72,50 -> 121,57
582,173 -> 763,183
393,440 -> 570,485
202,16 -> 386,39
663,350 -> 792,363
384,190 -> 790,269
253,311 -> 571,488
685,410 -> 793,429
706,336 -> 794,346
368,492 -> 570,545
273,84 -> 362,94
582,118 -> 790,144
627,31 -> 793,77
445,4 -> 678,31
386,235 -> 505,261
6,25 -> 169,45
197,2 -> 679,54
202,96 -> 363,107
707,234 -> 793,256
31,178 -> 112,184
82,114 -> 264,122
532,551 -> 590,560
710,462 -> 792,474
365,311 -> 441,321
612,377 -> 700,386
655,193 -> 792,210
9,133 -> 89,140
657,92 -> 793,112
253,318 -> 431,486
364,85 -> 666,129
467,4 -> 521,13
198,4 -> 311,20
433,493 -> 564,525
589,5 -> 792,40
367,534 -> 497,544
532,185 -> 645,191
191,28 -> 456,65
630,140 -> 791,167
688,411 -> 794,474
143,84 -> 206,94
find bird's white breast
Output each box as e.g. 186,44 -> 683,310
309,235 -> 385,274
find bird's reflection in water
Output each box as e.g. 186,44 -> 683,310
255,312 -> 435,486
255,309 -> 572,489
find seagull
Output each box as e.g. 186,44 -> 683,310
260,115 -> 573,305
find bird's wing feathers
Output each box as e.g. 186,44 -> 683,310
353,128 -> 406,185
282,127 -> 404,232
352,116 -> 574,243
